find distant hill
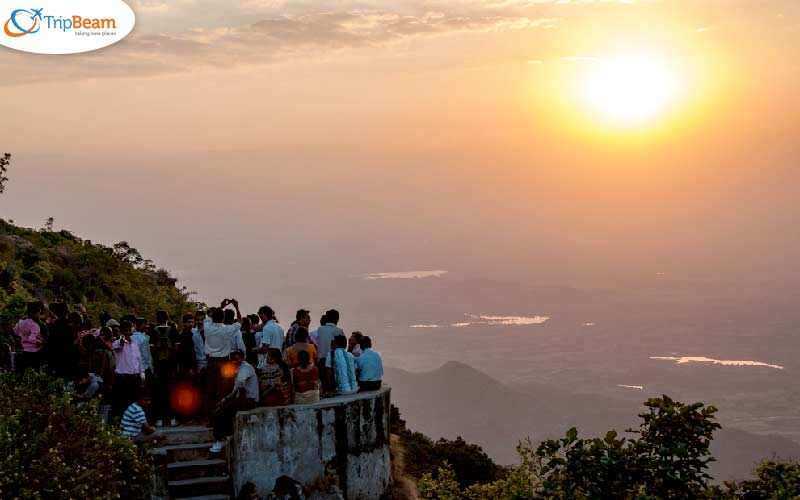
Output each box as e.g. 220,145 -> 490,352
385,361 -> 800,482
0,219 -> 195,344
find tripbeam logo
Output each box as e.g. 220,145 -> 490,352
1,0 -> 135,54
4,8 -> 43,37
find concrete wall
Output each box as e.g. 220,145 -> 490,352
231,388 -> 391,499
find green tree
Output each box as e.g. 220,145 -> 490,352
633,395 -> 721,498
0,153 -> 10,195
533,428 -> 643,499
0,371 -> 151,499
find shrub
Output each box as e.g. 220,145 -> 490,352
0,371 -> 152,499
393,405 -> 504,490
724,460 -> 800,499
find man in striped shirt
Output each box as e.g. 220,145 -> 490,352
121,391 -> 163,443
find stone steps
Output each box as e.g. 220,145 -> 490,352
168,458 -> 227,481
168,476 -> 230,498
160,425 -> 215,445
174,496 -> 230,500
153,426 -> 232,499
163,442 -> 221,462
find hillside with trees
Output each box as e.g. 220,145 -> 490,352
0,218 -> 196,345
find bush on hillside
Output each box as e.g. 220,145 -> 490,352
392,405 -> 505,490
722,460 -> 800,499
0,370 -> 152,499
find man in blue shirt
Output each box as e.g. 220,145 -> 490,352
355,336 -> 383,391
316,309 -> 344,392
325,335 -> 358,394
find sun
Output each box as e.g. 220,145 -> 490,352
580,53 -> 682,127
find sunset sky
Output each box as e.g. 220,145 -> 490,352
2,0 -> 799,310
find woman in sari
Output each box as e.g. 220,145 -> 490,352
259,348 -> 292,406
292,350 -> 320,404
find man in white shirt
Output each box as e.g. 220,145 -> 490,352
309,313 -> 325,347
204,299 -> 241,406
316,309 -> 345,392
209,350 -> 258,452
257,305 -> 284,355
131,318 -> 153,377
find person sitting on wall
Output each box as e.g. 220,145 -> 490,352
209,350 -> 259,453
326,335 -> 357,395
355,336 -> 383,392
292,350 -> 320,404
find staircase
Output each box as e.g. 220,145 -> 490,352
155,425 -> 232,500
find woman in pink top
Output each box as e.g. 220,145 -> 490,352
14,301 -> 45,372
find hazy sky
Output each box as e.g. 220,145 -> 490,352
1,0 -> 799,310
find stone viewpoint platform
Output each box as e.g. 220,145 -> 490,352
151,387 -> 391,499
232,387 -> 391,499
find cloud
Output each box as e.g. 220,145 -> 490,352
0,5 -> 559,85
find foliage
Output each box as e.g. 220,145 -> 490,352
392,406 -> 504,490
417,395 -> 729,500
0,153 -> 9,194
632,395 -> 721,497
723,460 -> 800,499
0,219 -> 197,346
418,462 -> 466,500
0,370 -> 151,499
533,427 -> 643,499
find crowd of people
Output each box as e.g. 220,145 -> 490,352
10,298 -> 384,452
